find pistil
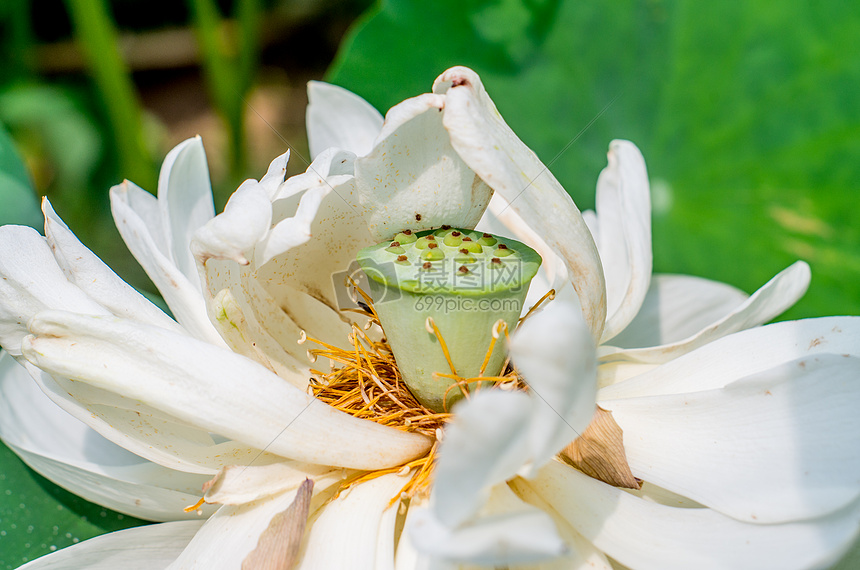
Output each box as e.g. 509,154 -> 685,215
355,228 -> 541,412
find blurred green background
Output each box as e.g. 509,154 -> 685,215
1,0 -> 858,567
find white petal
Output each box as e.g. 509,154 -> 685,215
432,390 -> 532,527
0,225 -> 109,355
191,179 -> 272,265
19,521 -> 203,570
411,483 -> 566,566
206,287 -> 307,386
306,81 -> 384,159
434,66 -> 606,342
258,149 -> 290,198
354,92 -> 493,240
476,193 -> 570,311
599,316 -> 860,400
203,462 -> 347,506
600,261 -> 811,363
297,473 -> 408,569
0,353 -> 215,520
596,360 -> 659,390
592,141 -> 652,343
110,181 -> 225,346
25,363 -> 281,475
509,301 -> 597,472
42,198 -> 182,333
23,311 -> 432,470
169,474 -> 342,569
525,460 -> 860,570
198,149 -> 370,370
156,137 -> 216,282
608,274 -> 748,350
602,354 -> 860,523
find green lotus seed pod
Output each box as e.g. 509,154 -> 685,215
455,248 -> 477,264
443,233 -> 463,247
395,230 -> 417,244
421,248 -> 445,261
462,241 -> 483,254
415,235 -> 437,249
478,233 -> 498,247
355,228 -> 541,412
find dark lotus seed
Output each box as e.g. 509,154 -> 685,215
428,242 -> 438,249
397,255 -> 408,261
458,266 -> 469,273
462,236 -> 472,242
491,257 -> 501,264
483,233 -> 492,238
459,248 -> 469,254
452,231 -> 461,236
403,229 -> 413,235
423,262 -> 432,269
391,241 -> 400,247
427,235 -> 436,240
498,243 -> 508,249
442,225 -> 451,230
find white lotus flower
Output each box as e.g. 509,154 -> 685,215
0,66 -> 857,570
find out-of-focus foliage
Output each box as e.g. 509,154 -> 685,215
0,124 -> 41,228
329,0 -> 860,320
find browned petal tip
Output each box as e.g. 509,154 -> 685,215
560,406 -> 641,490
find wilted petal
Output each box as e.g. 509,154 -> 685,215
0,353 -> 214,520
0,225 -> 109,355
591,141 -> 652,343
355,92 -> 492,240
168,477 -> 326,570
110,181 -> 224,346
156,136 -> 216,281
43,198 -> 182,333
599,316 -> 860,400
307,81 -> 384,159
603,354 -> 860,523
243,478 -> 313,570
560,407 -> 639,490
608,274 -> 748,350
435,66 -> 606,342
524,461 -> 860,570
23,311 -> 432,470
509,301 -> 597,472
600,261 -> 811,363
19,521 -> 203,570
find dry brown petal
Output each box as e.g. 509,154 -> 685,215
560,406 -> 641,490
242,478 -> 314,570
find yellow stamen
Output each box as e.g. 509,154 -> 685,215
478,319 -> 505,376
518,288 -> 556,328
183,496 -> 206,513
424,317 -> 458,376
